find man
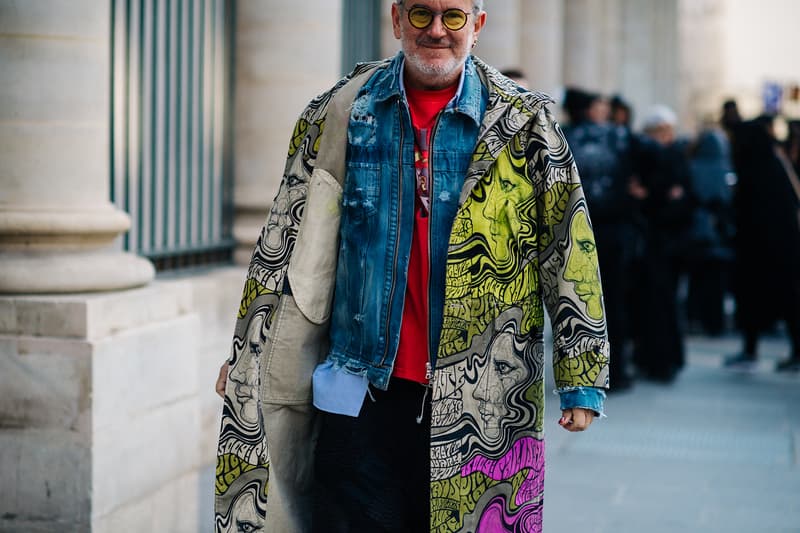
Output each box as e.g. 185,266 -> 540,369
214,2 -> 609,532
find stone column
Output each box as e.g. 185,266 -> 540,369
618,0 -> 680,129
0,1 -> 154,294
380,0 -> 400,58
520,0 -> 565,96
677,0 -> 727,132
472,0 -> 521,70
232,0 -> 344,264
563,0 -> 602,90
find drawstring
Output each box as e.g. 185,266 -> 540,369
366,384 -> 376,403
416,385 -> 430,425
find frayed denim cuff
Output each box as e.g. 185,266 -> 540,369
556,386 -> 607,418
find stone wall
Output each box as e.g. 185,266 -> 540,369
0,267 -> 244,532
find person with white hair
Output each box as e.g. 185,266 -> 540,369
641,104 -> 678,145
628,104 -> 696,383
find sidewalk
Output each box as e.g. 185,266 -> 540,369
543,333 -> 800,533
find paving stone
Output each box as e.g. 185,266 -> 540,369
542,334 -> 800,533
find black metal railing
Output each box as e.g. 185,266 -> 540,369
110,0 -> 235,270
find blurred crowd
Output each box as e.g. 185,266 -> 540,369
554,85 -> 800,390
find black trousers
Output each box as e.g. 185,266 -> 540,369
312,378 -> 431,533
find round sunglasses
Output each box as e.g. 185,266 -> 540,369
406,6 -> 472,31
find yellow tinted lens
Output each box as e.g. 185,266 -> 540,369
408,7 -> 433,29
442,9 -> 467,30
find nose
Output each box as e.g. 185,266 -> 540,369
427,14 -> 448,38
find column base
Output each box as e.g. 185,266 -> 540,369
0,250 -> 154,294
233,207 -> 265,266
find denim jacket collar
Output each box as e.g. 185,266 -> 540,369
370,52 -> 483,128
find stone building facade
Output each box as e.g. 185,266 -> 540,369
1,0 -> 797,531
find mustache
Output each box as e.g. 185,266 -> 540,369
416,35 -> 452,47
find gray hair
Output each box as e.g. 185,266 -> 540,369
642,105 -> 678,131
395,0 -> 484,13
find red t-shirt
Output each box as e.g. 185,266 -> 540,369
392,82 -> 458,384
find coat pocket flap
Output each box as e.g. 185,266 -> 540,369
287,168 -> 343,325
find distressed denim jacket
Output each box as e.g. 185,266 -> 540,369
324,54 -> 486,391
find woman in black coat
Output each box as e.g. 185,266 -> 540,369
726,117 -> 800,371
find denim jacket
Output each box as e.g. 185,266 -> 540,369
325,54 -> 486,390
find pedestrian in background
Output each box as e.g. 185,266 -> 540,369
610,94 -> 634,130
786,119 -> 800,175
685,117 -> 736,336
629,105 -> 695,383
213,1 -> 610,532
726,116 -> 800,372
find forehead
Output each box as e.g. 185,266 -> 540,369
404,0 -> 475,11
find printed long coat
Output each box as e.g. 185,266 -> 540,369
215,56 -> 609,533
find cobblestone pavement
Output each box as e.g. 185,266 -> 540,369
543,333 -> 800,533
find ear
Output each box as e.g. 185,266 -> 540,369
391,3 -> 402,39
472,11 -> 486,38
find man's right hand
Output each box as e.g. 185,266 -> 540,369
215,362 -> 229,399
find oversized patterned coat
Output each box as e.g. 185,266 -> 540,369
215,56 -> 609,533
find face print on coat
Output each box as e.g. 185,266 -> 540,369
228,313 -> 265,426
218,483 -> 265,533
564,210 -> 603,320
472,329 -> 530,439
480,148 -> 533,263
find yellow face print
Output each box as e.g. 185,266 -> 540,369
564,210 -> 603,320
480,150 -> 533,263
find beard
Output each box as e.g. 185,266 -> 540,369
402,34 -> 470,87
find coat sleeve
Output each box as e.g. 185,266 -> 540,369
531,105 -> 610,391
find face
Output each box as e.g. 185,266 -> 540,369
611,106 -> 629,127
481,149 -> 532,263
391,1 -> 486,89
564,211 -> 603,320
227,314 -> 264,425
587,98 -> 610,124
220,491 -> 263,533
472,331 -> 528,439
646,124 -> 675,146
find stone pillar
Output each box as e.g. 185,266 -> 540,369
232,0 -> 344,264
0,1 -> 154,294
520,0 -> 565,96
563,0 -> 603,90
677,0 -> 727,132
472,0 -> 521,70
380,0 -> 400,58
618,0 -> 680,129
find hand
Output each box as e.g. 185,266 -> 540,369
627,176 -> 649,200
215,362 -> 229,399
667,184 -> 685,200
558,408 -> 594,432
